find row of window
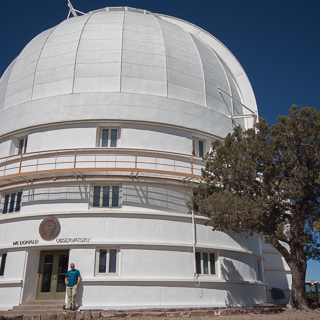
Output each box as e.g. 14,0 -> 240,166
13,129 -> 206,157
0,250 -> 263,281
98,249 -> 263,281
98,250 -> 219,276
1,186 -> 121,214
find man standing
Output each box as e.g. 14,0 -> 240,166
65,263 -> 81,310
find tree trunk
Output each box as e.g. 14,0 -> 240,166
286,253 -> 310,310
275,242 -> 310,310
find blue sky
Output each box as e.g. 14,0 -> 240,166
1,0 -> 320,281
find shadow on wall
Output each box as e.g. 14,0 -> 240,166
75,283 -> 83,309
221,258 -> 258,306
22,184 -> 90,206
223,230 -> 255,252
225,289 -> 257,307
221,258 -> 244,282
122,184 -> 189,213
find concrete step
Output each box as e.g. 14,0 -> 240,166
19,300 -> 64,305
13,305 -> 64,311
11,300 -> 65,314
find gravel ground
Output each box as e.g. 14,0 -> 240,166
139,310 -> 320,320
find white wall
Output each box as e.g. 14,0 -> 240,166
0,250 -> 26,309
0,122 -> 214,158
262,241 -> 291,305
0,138 -> 11,158
16,182 -> 191,215
27,125 -> 97,152
21,183 -> 91,214
121,124 -> 190,154
22,249 -> 40,301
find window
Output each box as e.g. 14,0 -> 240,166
98,249 -> 118,274
100,129 -> 118,147
18,137 -> 28,154
2,191 -> 22,214
192,192 -> 207,213
255,259 -> 263,281
195,251 -> 216,275
192,137 -> 204,157
92,186 -> 120,208
0,253 -> 7,276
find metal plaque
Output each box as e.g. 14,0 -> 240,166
39,218 -> 61,241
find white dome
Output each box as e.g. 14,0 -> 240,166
0,7 -> 257,138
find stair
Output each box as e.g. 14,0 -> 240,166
9,300 -> 65,315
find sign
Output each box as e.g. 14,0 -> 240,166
13,240 -> 39,246
39,217 -> 61,241
56,238 -> 91,243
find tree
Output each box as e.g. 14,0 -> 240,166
194,105 -> 320,310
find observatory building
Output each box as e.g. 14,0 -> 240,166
0,6 -> 290,310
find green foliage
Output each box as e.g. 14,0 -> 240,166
194,105 -> 320,260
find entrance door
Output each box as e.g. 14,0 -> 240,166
37,251 -> 69,300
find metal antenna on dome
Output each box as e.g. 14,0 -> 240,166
67,0 -> 85,19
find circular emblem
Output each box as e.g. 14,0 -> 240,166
39,218 -> 60,241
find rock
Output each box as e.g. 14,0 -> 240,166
57,313 -> 66,320
100,311 -> 115,318
82,311 -> 91,320
65,312 -> 75,320
90,312 -> 100,320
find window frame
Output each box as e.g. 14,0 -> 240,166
98,128 -> 120,148
2,191 -> 23,214
18,136 -> 28,154
255,258 -> 263,281
192,136 -> 205,157
0,253 -> 7,277
90,185 -> 121,209
96,248 -> 119,275
195,251 -> 218,276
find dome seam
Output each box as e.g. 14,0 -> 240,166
119,11 -> 126,92
153,15 -> 168,98
0,59 -> 17,109
203,37 -> 234,128
71,12 -> 94,94
30,26 -> 62,101
186,33 -> 208,109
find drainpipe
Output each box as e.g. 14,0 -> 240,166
191,180 -> 197,277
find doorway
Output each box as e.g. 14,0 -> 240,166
37,251 -> 69,300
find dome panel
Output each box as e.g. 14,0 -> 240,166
2,29 -> 51,110
0,8 -> 258,137
158,19 -> 205,105
73,12 -> 123,94
0,60 -> 15,107
121,12 -> 166,96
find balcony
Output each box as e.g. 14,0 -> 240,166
0,148 -> 204,187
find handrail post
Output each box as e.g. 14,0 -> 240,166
36,152 -> 39,172
135,149 -> 137,169
74,149 -> 77,169
19,154 -> 23,173
4,157 -> 7,176
191,154 -> 194,176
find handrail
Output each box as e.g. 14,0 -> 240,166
0,148 -> 204,182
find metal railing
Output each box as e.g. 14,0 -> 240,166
0,148 -> 204,181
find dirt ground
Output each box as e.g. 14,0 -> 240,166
139,310 -> 320,320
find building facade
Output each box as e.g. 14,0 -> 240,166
0,7 -> 290,310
